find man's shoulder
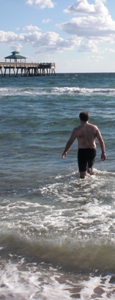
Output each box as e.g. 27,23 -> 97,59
73,125 -> 81,132
89,123 -> 98,130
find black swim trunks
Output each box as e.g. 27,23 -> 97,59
78,148 -> 96,172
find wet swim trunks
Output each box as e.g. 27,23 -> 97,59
77,148 -> 96,172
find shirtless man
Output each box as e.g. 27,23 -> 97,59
62,112 -> 106,178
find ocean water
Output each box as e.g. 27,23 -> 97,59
0,73 -> 115,299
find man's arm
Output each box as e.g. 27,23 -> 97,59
62,128 -> 77,158
96,128 -> 106,161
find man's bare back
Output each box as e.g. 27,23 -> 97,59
73,122 -> 102,149
62,112 -> 106,178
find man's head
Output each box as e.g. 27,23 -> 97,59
79,111 -> 89,122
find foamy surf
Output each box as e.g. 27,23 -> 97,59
0,86 -> 115,97
0,257 -> 115,300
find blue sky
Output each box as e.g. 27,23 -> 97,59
0,0 -> 115,72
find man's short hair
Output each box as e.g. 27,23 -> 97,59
79,112 -> 89,122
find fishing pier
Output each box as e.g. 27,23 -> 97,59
0,51 -> 56,76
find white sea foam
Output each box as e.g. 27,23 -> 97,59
52,87 -> 115,95
0,259 -> 115,300
0,170 -> 115,246
0,86 -> 115,97
0,260 -> 70,300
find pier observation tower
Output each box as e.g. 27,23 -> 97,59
5,51 -> 26,63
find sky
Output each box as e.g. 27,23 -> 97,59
0,0 -> 115,73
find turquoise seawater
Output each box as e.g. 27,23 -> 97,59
0,73 -> 115,299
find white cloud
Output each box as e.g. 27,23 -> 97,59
56,0 -> 115,53
24,31 -> 81,53
0,31 -> 24,43
60,0 -> 115,41
88,55 -> 104,61
64,0 -> 108,16
42,19 -> 51,24
60,15 -> 115,39
23,25 -> 41,31
26,0 -> 54,9
104,48 -> 115,53
78,39 -> 98,52
0,30 -> 81,54
10,44 -> 22,52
